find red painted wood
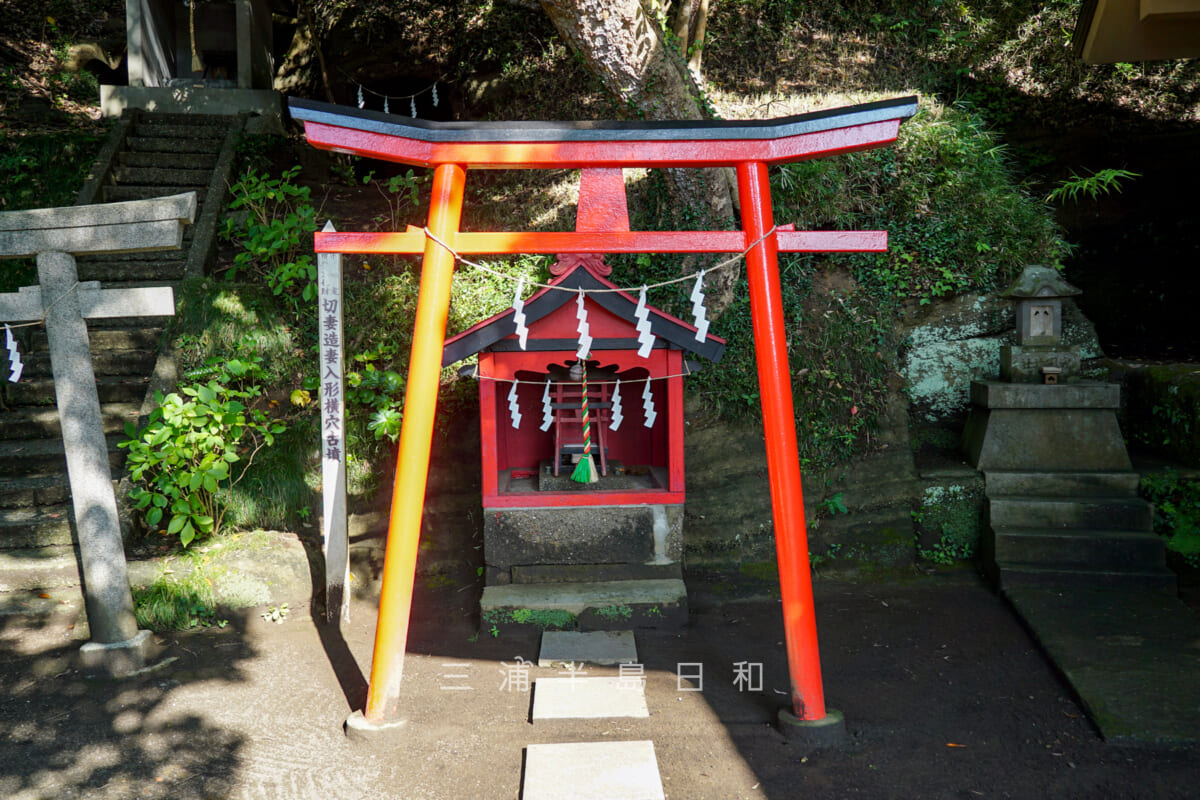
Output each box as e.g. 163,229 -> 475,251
315,228 -> 887,255
576,168 -> 630,231
302,119 -> 902,168
478,353 -> 499,502
483,490 -> 684,509
667,350 -> 686,494
738,160 -> 826,722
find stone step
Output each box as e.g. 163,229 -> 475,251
0,506 -> 75,549
985,470 -> 1141,498
6,375 -> 149,406
0,474 -> 70,509
118,151 -> 219,170
125,135 -> 225,155
102,184 -> 208,204
989,527 -> 1167,571
0,436 -> 127,477
991,561 -> 1177,593
17,350 -> 158,379
0,545 -> 80,593
988,496 -> 1153,531
74,257 -> 188,283
0,402 -> 141,440
28,327 -> 165,352
113,166 -> 213,187
128,123 -> 227,140
481,579 -> 687,633
523,741 -> 664,800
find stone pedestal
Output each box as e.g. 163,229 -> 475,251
963,381 -> 1130,471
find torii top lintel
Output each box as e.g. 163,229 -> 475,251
288,96 -> 918,170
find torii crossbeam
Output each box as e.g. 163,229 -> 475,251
290,95 -> 918,733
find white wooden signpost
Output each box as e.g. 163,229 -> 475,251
317,221 -> 350,624
0,192 -> 195,674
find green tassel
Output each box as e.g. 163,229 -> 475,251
571,452 -> 599,484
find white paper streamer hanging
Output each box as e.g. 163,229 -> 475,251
411,97 -> 417,117
5,324 -> 23,383
575,290 -> 592,359
511,276 -> 528,350
432,82 -> 439,107
609,379 -> 624,432
690,269 -> 709,342
634,286 -> 655,358
383,97 -> 390,114
357,85 -> 364,109
507,382 -> 522,430
539,379 -> 553,432
641,379 -> 657,428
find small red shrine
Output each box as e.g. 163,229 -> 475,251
443,256 -> 725,510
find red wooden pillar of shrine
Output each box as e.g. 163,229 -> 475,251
290,95 -> 917,735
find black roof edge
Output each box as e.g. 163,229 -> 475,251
288,96 -> 919,144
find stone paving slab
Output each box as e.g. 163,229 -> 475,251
522,740 -> 665,800
1006,585 -> 1200,746
532,676 -> 649,720
538,630 -> 638,667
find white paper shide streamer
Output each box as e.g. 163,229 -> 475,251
575,289 -> 592,360
507,382 -> 522,430
634,286 -> 655,358
539,379 -> 553,432
609,379 -> 624,431
641,379 -> 656,428
5,324 -> 23,383
357,84 -> 364,109
690,269 -> 709,342
511,276 -> 529,350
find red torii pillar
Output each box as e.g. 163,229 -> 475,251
290,96 -> 918,736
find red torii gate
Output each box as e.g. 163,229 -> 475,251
289,95 -> 918,735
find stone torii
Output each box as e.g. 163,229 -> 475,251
0,192 -> 195,674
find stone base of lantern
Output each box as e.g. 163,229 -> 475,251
999,345 -> 1082,383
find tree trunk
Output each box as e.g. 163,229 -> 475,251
539,0 -> 739,313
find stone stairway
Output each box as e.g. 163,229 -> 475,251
981,469 -> 1175,591
964,379 -> 1177,592
0,111 -> 243,596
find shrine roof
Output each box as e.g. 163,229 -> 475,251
442,266 -> 726,367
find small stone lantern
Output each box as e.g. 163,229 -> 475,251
1000,265 -> 1083,384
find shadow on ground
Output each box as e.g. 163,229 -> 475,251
0,605 -> 255,799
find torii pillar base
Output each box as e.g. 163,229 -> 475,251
777,707 -> 848,748
78,629 -> 159,678
344,710 -> 408,743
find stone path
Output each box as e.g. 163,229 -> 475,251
1007,584 -> 1200,746
522,630 -> 665,800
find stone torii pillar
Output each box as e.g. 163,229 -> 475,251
0,192 -> 195,674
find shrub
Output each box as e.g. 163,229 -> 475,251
121,360 -> 285,546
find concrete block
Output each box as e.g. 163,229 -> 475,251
483,504 -> 682,570
78,629 -> 157,677
988,496 -> 1152,531
970,380 -> 1120,410
532,677 -> 649,720
523,741 -> 664,800
984,470 -> 1140,498
539,630 -> 638,667
964,408 -> 1132,471
481,579 -> 687,632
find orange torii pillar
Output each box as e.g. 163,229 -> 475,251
289,95 -> 918,739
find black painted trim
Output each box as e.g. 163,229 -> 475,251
288,96 -> 918,144
442,267 -> 726,366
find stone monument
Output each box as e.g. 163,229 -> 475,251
963,264 -> 1173,590
0,192 -> 195,674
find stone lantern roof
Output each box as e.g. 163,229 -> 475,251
1001,265 -> 1081,300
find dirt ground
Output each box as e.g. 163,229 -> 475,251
2,567 -> 1198,800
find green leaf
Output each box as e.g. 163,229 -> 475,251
146,506 -> 163,526
167,514 -> 186,535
